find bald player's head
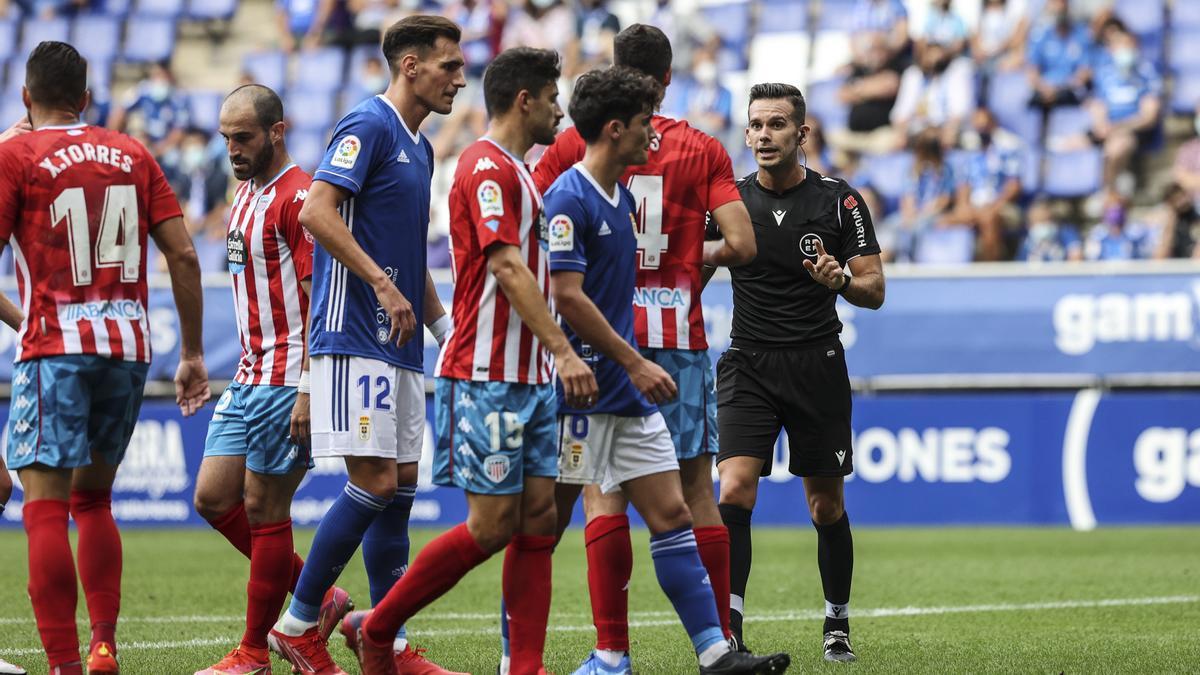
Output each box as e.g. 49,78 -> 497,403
219,84 -> 286,182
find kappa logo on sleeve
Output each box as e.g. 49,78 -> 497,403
478,179 -> 505,218
330,135 -> 361,169
473,156 -> 500,174
548,214 -> 575,252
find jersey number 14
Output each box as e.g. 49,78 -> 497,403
50,185 -> 141,286
628,175 -> 668,270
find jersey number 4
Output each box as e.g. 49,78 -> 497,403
628,175 -> 668,270
50,185 -> 141,286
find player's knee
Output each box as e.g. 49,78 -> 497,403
808,493 -> 844,525
520,494 -> 557,538
349,474 -> 397,502
0,475 -> 11,506
718,477 -> 758,511
645,497 -> 693,534
193,488 -> 238,522
468,514 -> 517,553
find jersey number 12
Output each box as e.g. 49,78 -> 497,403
627,175 -> 668,270
50,185 -> 141,286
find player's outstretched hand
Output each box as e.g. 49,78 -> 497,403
290,392 -> 311,449
373,280 -> 417,347
802,239 -> 844,290
628,357 -> 677,404
558,352 -> 598,409
175,355 -> 211,417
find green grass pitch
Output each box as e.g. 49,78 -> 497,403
2,526 -> 1199,673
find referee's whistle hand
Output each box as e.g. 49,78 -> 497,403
802,239 -> 842,289
629,358 -> 678,404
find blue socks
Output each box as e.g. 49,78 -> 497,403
363,485 -> 415,641
650,527 -> 726,655
287,482 -> 389,622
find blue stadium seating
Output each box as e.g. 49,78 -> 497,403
243,51 -> 288,94
805,78 -> 848,131
4,60 -> 24,98
187,0 -> 238,21
136,0 -> 186,19
988,70 -> 1040,140
1045,106 -> 1091,141
863,151 -> 913,212
122,17 -> 177,63
188,90 -> 223,132
757,0 -> 807,34
0,98 -> 25,128
1021,147 -> 1042,195
1170,69 -> 1200,115
96,0 -> 133,16
1168,27 -> 1200,72
72,15 -> 123,64
288,130 -> 328,172
0,20 -> 17,61
285,90 -> 336,131
292,47 -> 345,94
1113,0 -> 1163,36
1175,0 -> 1200,28
699,0 -> 751,71
21,18 -> 70,55
1042,148 -> 1102,198
816,0 -> 858,32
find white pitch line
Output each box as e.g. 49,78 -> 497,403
0,595 -> 1195,658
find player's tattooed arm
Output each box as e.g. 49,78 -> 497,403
551,270 -> 677,404
703,200 -> 757,269
299,180 -> 417,347
489,245 -> 597,408
152,215 -> 211,416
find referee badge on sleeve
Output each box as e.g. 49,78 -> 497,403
548,214 -> 574,252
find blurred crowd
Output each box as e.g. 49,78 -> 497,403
3,0 -> 1200,273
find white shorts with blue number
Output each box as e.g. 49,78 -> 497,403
311,355 -> 424,463
557,412 -> 679,494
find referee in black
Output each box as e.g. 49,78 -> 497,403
712,83 -> 884,664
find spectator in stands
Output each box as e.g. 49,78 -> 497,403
346,0 -> 405,44
502,0 -> 574,54
109,62 -> 191,160
831,33 -> 903,160
1086,19 -> 1162,198
882,128 -> 972,262
1027,0 -> 1093,109
1171,103 -> 1200,203
567,0 -> 620,76
971,0 -> 1029,105
163,127 -> 229,239
962,108 -> 1023,261
802,116 -> 835,176
850,0 -> 909,64
891,42 -> 975,149
649,0 -> 718,74
1085,194 -> 1154,260
276,0 -> 336,53
446,0 -> 504,81
1017,198 -> 1083,262
1153,184 -> 1200,259
683,49 -> 733,137
915,0 -> 969,61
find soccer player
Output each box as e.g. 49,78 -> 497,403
527,25 -> 756,672
190,84 -> 351,675
715,83 -> 885,663
346,46 -> 598,675
268,15 -> 465,675
0,42 -> 209,674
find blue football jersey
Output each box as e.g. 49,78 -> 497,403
546,164 -> 655,418
309,95 -> 435,372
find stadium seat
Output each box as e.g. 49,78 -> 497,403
288,130 -> 328,172
21,17 -> 70,55
243,51 -> 288,94
805,78 -> 848,131
1170,68 -> 1200,115
816,0 -> 858,32
292,47 -> 345,94
187,0 -> 238,21
809,32 -> 852,83
1175,0 -> 1200,29
1168,28 -> 1200,73
1045,106 -> 1091,141
285,90 -> 336,131
122,17 -> 176,63
757,0 -> 807,34
0,98 -> 24,128
4,59 -> 24,97
862,151 -> 913,212
749,33 -> 809,91
700,0 -> 751,70
188,90 -> 223,132
0,20 -> 17,61
71,15 -> 123,64
1113,0 -> 1163,36
1042,147 -> 1102,198
135,0 -> 186,18
96,0 -> 133,16
1021,146 -> 1042,195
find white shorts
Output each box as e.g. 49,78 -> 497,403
557,412 -> 679,493
311,355 -> 424,463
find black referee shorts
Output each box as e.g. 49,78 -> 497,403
715,340 -> 853,478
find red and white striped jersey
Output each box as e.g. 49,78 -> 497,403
0,123 -> 182,363
226,164 -> 313,386
533,115 -> 742,350
436,138 -> 552,384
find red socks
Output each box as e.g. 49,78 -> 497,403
206,502 -> 304,591
24,499 -> 80,668
363,523 -> 489,645
694,525 -> 732,639
244,520 -> 296,650
503,534 -> 555,675
585,514 -> 632,652
69,490 -> 121,650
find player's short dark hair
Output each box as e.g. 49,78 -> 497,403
224,83 -> 284,130
748,82 -> 806,127
25,41 -> 87,110
613,24 -> 672,84
569,66 -> 662,143
381,14 -> 462,73
482,48 -> 561,117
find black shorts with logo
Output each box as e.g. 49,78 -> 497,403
715,339 -> 853,478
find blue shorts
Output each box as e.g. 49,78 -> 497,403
640,348 -> 718,460
432,378 -> 558,495
204,381 -> 311,475
6,355 -> 148,470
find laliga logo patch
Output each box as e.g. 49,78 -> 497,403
548,214 -> 574,252
799,233 -> 824,259
477,179 -> 504,218
330,135 -> 361,169
484,455 -> 511,483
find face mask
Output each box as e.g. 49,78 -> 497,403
694,62 -> 717,86
530,0 -> 555,9
1112,48 -> 1136,70
1030,222 -> 1056,243
147,80 -> 171,102
181,146 -> 205,173
364,74 -> 389,93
